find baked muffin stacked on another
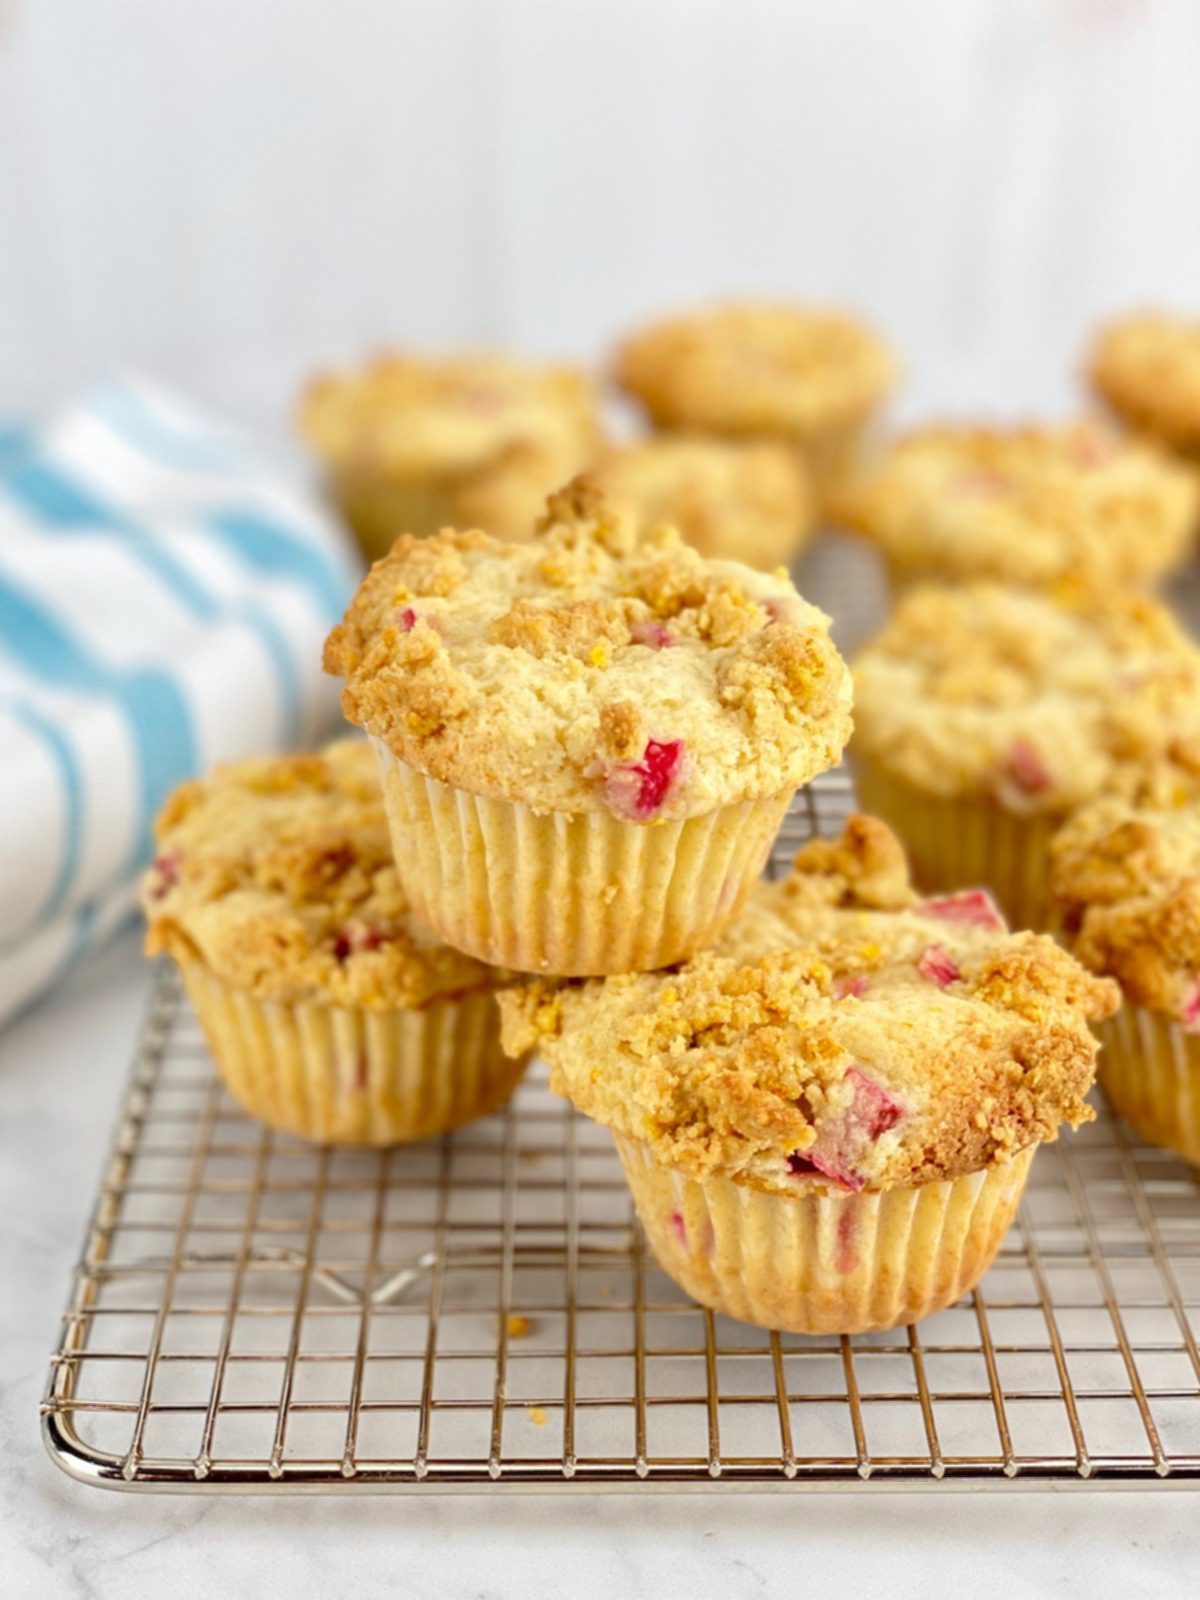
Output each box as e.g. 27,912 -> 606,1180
1089,312 -> 1200,461
849,584 -> 1200,932
299,352 -> 602,558
587,435 -> 816,571
323,482 -> 853,977
141,741 -> 528,1145
500,816 -> 1117,1334
831,420 -> 1197,594
1051,767 -> 1200,1164
613,301 -> 895,498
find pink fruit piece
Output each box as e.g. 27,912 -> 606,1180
1182,979 -> 1200,1031
917,943 -> 960,988
921,888 -> 1006,933
630,619 -> 672,649
147,849 -> 181,902
668,1210 -> 687,1248
787,1067 -> 904,1192
333,923 -> 391,962
396,606 -> 418,632
834,973 -> 869,1000
1006,737 -> 1051,794
764,595 -> 806,626
604,737 -> 685,820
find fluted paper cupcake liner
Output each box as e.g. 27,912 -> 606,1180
614,1133 -> 1034,1335
1097,1002 -> 1200,1166
328,470 -> 462,561
180,962 -> 526,1145
372,742 -> 793,976
852,753 -> 1059,933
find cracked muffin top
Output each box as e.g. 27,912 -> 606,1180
587,434 -> 815,570
141,741 -> 506,1010
1089,312 -> 1200,455
299,351 -> 601,483
500,816 -> 1117,1194
1051,768 -> 1200,1024
832,420 -> 1196,588
613,302 -> 895,440
850,583 -> 1200,815
323,482 -> 853,818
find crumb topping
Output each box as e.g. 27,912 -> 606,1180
299,351 -> 601,482
832,421 -> 1197,587
1089,312 -> 1200,454
141,741 -> 508,1009
850,584 -> 1200,813
1051,771 -> 1200,1023
500,817 -> 1117,1194
614,302 -> 895,439
587,434 -> 815,568
323,482 -> 853,816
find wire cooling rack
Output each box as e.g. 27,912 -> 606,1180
40,767 -> 1200,1493
40,534 -> 1200,1492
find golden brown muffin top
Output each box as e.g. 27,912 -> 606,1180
1051,769 -> 1200,1023
833,420 -> 1196,588
614,301 -> 895,440
141,741 -> 506,1009
299,351 -> 601,481
1089,312 -> 1200,454
850,583 -> 1200,814
323,482 -> 853,817
500,816 -> 1116,1195
587,434 -> 815,569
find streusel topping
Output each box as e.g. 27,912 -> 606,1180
833,421 -> 1196,588
1051,772 -> 1200,1024
850,584 -> 1200,813
299,352 -> 601,481
141,742 -> 506,1009
587,435 -> 815,569
614,302 -> 895,439
1089,312 -> 1200,455
324,482 -> 853,817
500,817 -> 1116,1194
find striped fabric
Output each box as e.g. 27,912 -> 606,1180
0,375 -> 361,1025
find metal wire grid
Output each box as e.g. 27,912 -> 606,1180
39,771 -> 1200,1493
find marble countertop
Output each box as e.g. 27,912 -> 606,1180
3,934 -> 1199,1600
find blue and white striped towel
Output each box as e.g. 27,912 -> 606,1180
0,374 -> 361,1025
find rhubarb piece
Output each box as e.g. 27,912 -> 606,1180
1182,978 -> 1200,1032
917,943 -> 960,988
1006,737 -> 1052,795
921,888 -> 1006,933
630,619 -> 672,649
146,850 -> 181,902
787,1066 -> 904,1192
603,737 -> 685,820
833,973 -> 868,1000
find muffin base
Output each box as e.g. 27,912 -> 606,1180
1097,1002 -> 1200,1166
614,1134 -> 1035,1335
180,962 -> 526,1145
851,754 -> 1059,932
372,742 -> 793,976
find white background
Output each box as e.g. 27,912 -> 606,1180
2,0 -> 1200,430
5,3 -> 1200,1594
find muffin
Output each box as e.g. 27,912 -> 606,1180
299,352 -> 603,558
323,481 -> 853,977
500,816 -> 1117,1334
850,584 -> 1200,932
1089,312 -> 1200,460
613,301 -> 895,495
831,420 -> 1196,593
140,741 -> 528,1145
586,434 -> 816,571
1051,769 -> 1200,1163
